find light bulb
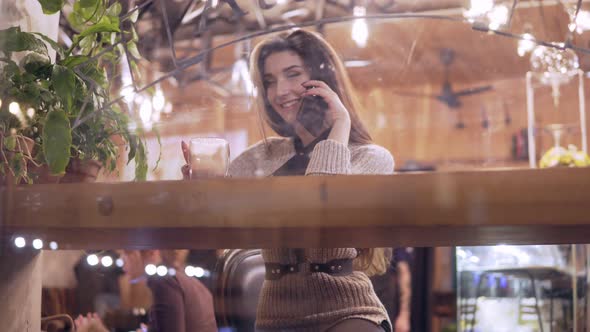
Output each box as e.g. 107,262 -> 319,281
185,265 -> 195,277
156,265 -> 168,276
145,264 -> 157,276
32,239 -> 43,250
101,256 -> 113,267
194,267 -> 205,278
87,254 -> 99,266
14,237 -> 26,248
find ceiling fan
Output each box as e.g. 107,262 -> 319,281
393,48 -> 493,109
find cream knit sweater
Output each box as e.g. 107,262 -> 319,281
229,137 -> 395,331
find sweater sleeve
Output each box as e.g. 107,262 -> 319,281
305,140 -> 394,176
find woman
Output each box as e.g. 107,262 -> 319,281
182,29 -> 394,331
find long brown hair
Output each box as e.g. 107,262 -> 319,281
250,30 -> 389,276
249,29 -> 372,145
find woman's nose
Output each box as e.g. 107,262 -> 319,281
276,78 -> 293,96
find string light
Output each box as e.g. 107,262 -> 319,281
194,266 -> 205,278
9,102 -> 20,115
145,264 -> 157,276
517,33 -> 536,57
87,254 -> 99,266
168,268 -> 177,276
116,258 -> 124,267
101,256 -> 113,267
464,0 -> 511,30
32,239 -> 43,250
14,237 -> 26,248
156,265 -> 168,276
49,241 -> 58,250
185,265 -> 195,277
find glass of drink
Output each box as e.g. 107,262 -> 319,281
188,138 -> 230,178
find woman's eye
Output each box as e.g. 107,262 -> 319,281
264,80 -> 275,87
287,72 -> 301,78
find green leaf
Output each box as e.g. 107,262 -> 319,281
152,128 -> 161,171
129,9 -> 139,23
42,109 -> 72,175
0,27 -> 48,55
22,82 -> 41,100
130,25 -> 138,43
33,32 -> 65,59
37,0 -> 65,14
20,52 -> 50,73
80,0 -> 98,9
1,60 -> 20,79
134,139 -> 147,181
106,2 -> 122,17
126,41 -> 141,59
52,65 -> 76,111
76,21 -> 120,42
127,133 -> 137,164
60,55 -> 89,68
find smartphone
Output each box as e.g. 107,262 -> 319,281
296,95 -> 328,137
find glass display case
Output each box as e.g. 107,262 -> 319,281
456,245 -> 588,332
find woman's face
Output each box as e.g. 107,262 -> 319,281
263,50 -> 311,125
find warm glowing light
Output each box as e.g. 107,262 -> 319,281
32,239 -> 43,250
121,86 -> 136,103
139,99 -> 153,128
101,256 -> 113,267
14,237 -> 26,248
152,88 -> 165,112
156,265 -> 168,276
185,265 -> 195,277
464,0 -> 494,18
49,241 -> 58,250
487,4 -> 509,30
87,254 -> 99,266
9,102 -> 20,115
352,6 -> 368,48
194,266 -> 205,278
145,264 -> 157,276
517,33 -> 536,57
26,108 -> 35,118
116,258 -> 124,267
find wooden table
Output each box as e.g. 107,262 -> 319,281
2,167 -> 590,249
1,167 -> 590,330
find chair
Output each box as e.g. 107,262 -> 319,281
215,249 -> 265,332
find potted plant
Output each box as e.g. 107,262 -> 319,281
0,0 -> 149,184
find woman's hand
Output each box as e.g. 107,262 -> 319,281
302,80 -> 351,145
181,140 -> 191,180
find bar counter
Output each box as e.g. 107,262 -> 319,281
2,167 -> 590,249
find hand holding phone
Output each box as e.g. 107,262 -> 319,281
296,88 -> 328,137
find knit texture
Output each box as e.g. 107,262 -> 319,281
229,137 -> 395,331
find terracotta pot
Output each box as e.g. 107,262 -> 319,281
60,158 -> 102,183
27,162 -> 62,184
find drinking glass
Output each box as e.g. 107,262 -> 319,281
188,138 -> 230,178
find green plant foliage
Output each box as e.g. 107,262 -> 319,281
0,0 -> 151,183
42,110 -> 72,174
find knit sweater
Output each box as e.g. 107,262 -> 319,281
229,137 -> 395,331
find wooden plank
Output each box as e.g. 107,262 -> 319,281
2,168 -> 590,249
